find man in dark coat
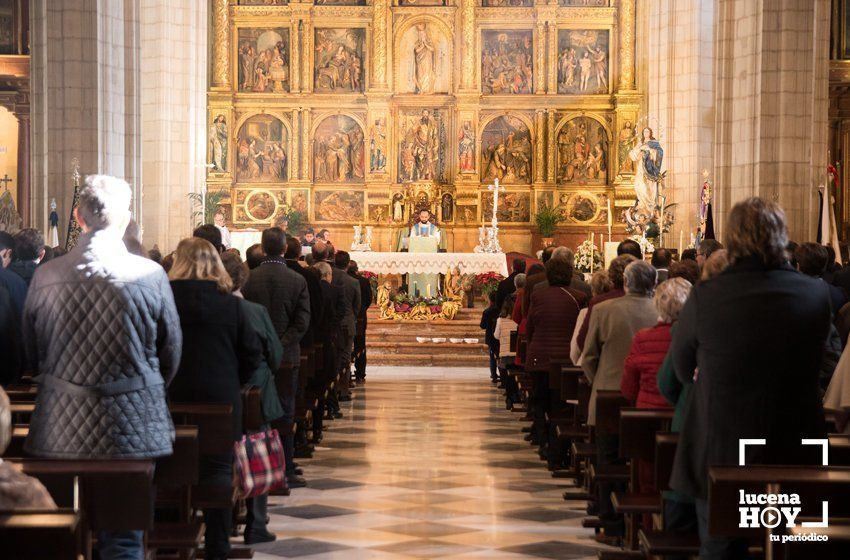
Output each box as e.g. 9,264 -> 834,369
22,175 -> 182,559
312,261 -> 344,430
496,258 -> 526,311
349,261 -> 372,383
329,248 -> 361,399
9,228 -> 44,290
243,227 -> 311,486
0,285 -> 21,385
0,232 -> 26,320
670,198 -> 830,559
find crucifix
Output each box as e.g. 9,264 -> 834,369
0,174 -> 12,190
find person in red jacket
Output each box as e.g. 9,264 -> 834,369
621,276 -> 692,529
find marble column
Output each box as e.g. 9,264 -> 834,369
30,0 -> 142,239
16,110 -> 30,227
712,0 -> 829,240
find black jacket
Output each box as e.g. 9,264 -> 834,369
0,285 -> 21,386
9,260 -> 36,289
169,280 -> 262,440
495,272 -> 518,312
286,259 -> 323,349
670,258 -> 830,499
480,304 -> 500,351
317,281 -> 343,384
243,258 -> 311,365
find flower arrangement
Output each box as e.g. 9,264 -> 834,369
277,202 -> 305,234
575,240 -> 603,273
474,272 -> 504,296
630,234 -> 655,255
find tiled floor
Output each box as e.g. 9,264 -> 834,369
254,367 -> 608,559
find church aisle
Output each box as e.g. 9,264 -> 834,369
252,369 -> 609,559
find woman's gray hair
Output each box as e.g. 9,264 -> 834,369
313,261 -> 333,282
78,175 -> 132,231
624,260 -> 657,296
654,277 -> 692,323
514,273 -> 527,289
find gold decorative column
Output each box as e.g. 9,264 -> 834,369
301,110 -> 311,181
372,0 -> 389,89
535,110 -> 545,183
211,0 -> 230,90
292,20 -> 301,93
301,18 -> 313,93
534,21 -> 546,94
547,110 -> 556,184
292,108 -> 301,179
460,0 -> 476,91
618,0 -> 635,90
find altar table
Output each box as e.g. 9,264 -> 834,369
349,252 -> 508,277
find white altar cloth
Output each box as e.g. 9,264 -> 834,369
350,252 -> 508,276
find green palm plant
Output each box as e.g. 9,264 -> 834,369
534,205 -> 561,237
188,188 -> 228,226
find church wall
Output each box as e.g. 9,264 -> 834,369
207,0 -> 642,254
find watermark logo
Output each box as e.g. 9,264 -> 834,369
737,439 -> 829,543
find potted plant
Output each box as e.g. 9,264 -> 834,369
535,206 -> 561,247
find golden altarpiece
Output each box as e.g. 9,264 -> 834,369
207,0 -> 641,253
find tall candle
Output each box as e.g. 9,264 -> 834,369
590,232 -> 595,274
427,284 -> 431,298
679,230 -> 684,256
607,198 -> 613,231
413,281 -> 418,298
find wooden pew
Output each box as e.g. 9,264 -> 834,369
830,433 -> 850,466
0,509 -> 82,559
637,432 -> 702,558
782,518 -> 850,559
611,408 -> 673,550
10,459 -> 155,557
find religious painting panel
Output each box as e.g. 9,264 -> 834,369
457,119 -> 476,175
237,28 -> 290,93
313,115 -> 366,183
457,205 -> 478,224
368,115 -> 389,174
553,191 -> 602,223
236,114 -> 289,183
481,30 -> 533,95
289,189 -> 309,215
536,190 -> 554,211
480,115 -> 533,185
482,0 -> 533,5
397,22 -> 451,94
481,191 -> 531,223
557,30 -> 609,95
314,190 -> 365,222
244,189 -> 279,222
559,0 -> 607,5
556,116 -> 608,185
208,111 -> 229,175
314,28 -> 365,93
396,109 -> 447,183
391,191 -> 406,223
369,203 -> 389,223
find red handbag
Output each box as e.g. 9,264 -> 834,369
233,428 -> 287,498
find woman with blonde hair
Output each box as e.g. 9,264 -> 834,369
168,237 -> 263,559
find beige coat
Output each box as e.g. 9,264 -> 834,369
581,293 -> 658,425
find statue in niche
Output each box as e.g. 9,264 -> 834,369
618,120 -> 635,174
413,24 -> 436,94
398,109 -> 442,182
369,118 -> 387,173
441,193 -> 454,222
209,114 -> 228,172
392,192 -> 405,222
458,121 -> 475,173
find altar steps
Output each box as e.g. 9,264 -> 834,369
365,305 -> 490,367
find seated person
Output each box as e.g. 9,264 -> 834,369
0,387 -> 57,510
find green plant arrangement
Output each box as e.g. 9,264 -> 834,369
277,202 -> 306,234
534,205 -> 561,238
188,188 -> 228,226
